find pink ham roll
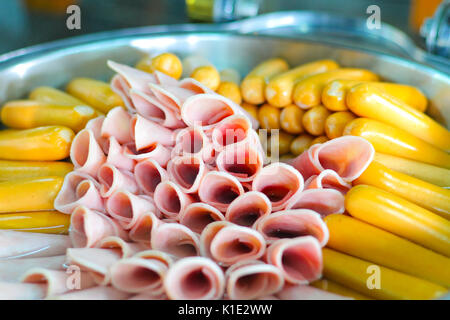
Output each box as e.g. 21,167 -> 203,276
110,257 -> 168,294
130,89 -> 185,129
266,236 -> 323,284
98,163 -> 138,198
123,141 -> 171,167
131,114 -> 175,150
53,171 -> 103,214
198,171 -> 245,212
134,250 -> 175,268
277,284 -> 351,300
254,209 -> 329,246
151,223 -> 200,258
101,106 -> 132,144
178,203 -> 225,234
164,256 -> 225,300
0,282 -> 47,300
153,181 -> 194,218
211,114 -> 252,150
134,158 -> 168,196
225,191 -> 271,227
21,268 -> 96,298
252,162 -> 304,211
290,136 -> 374,182
105,136 -> 136,172
305,169 -> 351,194
179,77 -> 213,94
0,230 -> 71,259
107,60 -> 157,95
167,154 -> 208,194
70,128 -> 106,177
69,206 -> 128,248
285,189 -> 345,218
106,190 -> 156,230
129,211 -> 162,245
225,260 -> 284,300
85,116 -> 109,153
0,255 -> 65,282
111,74 -> 134,111
201,221 -> 266,266
216,142 -> 264,182
173,126 -> 215,163
154,70 -> 179,86
181,93 -> 238,129
52,286 -> 131,300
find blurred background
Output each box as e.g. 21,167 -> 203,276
0,0 -> 445,55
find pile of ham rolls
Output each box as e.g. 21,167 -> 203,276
1,61 -> 375,300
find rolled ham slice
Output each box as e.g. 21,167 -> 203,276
110,257 -> 168,294
211,114 -> 252,150
105,136 -> 136,172
178,203 -> 226,234
54,171 -> 104,214
111,74 -> 134,111
107,60 -> 157,95
173,126 -> 215,164
129,211 -> 161,245
69,206 -> 128,248
225,260 -> 284,300
216,142 -> 264,182
254,209 -> 329,246
134,250 -> 175,267
305,169 -> 351,194
167,154 -> 208,194
0,255 -> 65,282
179,77 -> 213,94
153,181 -> 194,218
124,141 -> 171,167
0,230 -> 71,259
98,163 -> 139,197
252,162 -> 304,211
134,158 -> 168,196
101,106 -> 133,144
285,189 -> 345,217
225,191 -> 271,227
198,171 -> 245,212
164,256 -> 225,300
21,268 -> 96,298
130,89 -> 185,129
154,70 -> 179,86
131,114 -> 175,150
51,285 -> 131,300
148,82 -> 197,113
70,128 -> 106,177
276,284 -> 352,300
150,223 -> 200,258
266,236 -> 323,284
0,282 -> 47,300
202,222 -> 266,266
106,190 -> 156,230
290,136 -> 375,182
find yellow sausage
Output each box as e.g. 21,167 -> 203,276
374,153 -> 450,188
267,131 -> 294,156
265,60 -> 339,107
311,135 -> 328,145
280,104 -> 304,134
66,78 -> 124,114
322,80 -> 428,112
290,134 -> 314,156
0,126 -> 74,161
302,105 -> 331,136
0,211 -> 70,235
135,53 -> 183,79
346,185 -> 450,256
240,102 -> 259,120
190,65 -> 221,91
241,58 -> 289,105
354,162 -> 450,218
343,118 -> 450,169
0,160 -> 73,182
293,68 -> 379,108
323,248 -> 447,300
310,279 -> 373,300
0,176 -> 63,213
347,83 -> 450,152
258,104 -> 280,131
217,81 -> 242,105
324,214 -> 450,287
324,111 -> 356,139
1,100 -> 97,132
29,86 -> 87,107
